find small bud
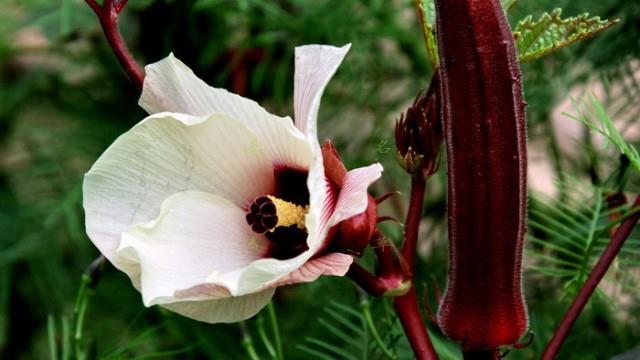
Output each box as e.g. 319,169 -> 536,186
395,79 -> 442,176
333,195 -> 377,256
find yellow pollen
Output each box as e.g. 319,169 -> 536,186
267,195 -> 308,230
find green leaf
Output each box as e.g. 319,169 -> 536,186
514,9 -> 618,63
414,0 -> 438,70
565,93 -> 640,174
296,299 -> 402,360
528,177 -> 640,296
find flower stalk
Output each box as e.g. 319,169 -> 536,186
85,0 -> 144,89
392,174 -> 437,360
348,69 -> 442,358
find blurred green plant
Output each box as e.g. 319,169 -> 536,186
0,0 -> 639,359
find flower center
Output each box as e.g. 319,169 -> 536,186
250,166 -> 310,260
246,196 -> 308,234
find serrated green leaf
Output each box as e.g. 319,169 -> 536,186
514,9 -> 618,63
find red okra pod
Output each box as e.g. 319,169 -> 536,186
434,0 -> 528,351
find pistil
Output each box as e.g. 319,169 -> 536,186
246,196 -> 308,234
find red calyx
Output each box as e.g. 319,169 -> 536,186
322,140 -> 378,256
435,0 -> 529,351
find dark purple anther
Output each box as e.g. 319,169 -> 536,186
246,196 -> 279,234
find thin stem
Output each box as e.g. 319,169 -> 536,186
392,288 -> 438,360
373,231 -> 402,278
47,315 -> 58,360
361,299 -> 396,359
85,0 -> 144,89
71,255 -> 105,360
544,114 -> 567,200
403,175 -> 426,273
241,322 -> 261,360
85,0 -> 101,13
390,173 -> 438,360
115,0 -> 129,13
347,262 -> 390,296
256,315 -> 276,358
542,194 -> 640,359
267,302 -> 284,360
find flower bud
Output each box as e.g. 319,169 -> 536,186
333,194 -> 377,256
395,79 -> 442,176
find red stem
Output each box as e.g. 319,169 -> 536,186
85,0 -> 144,89
348,174 -> 437,359
542,194 -> 640,359
392,174 -> 438,360
346,262 -> 389,296
403,175 -> 426,273
393,288 -> 438,360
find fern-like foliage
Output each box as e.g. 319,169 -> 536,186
528,177 -> 640,296
296,298 -> 462,360
566,93 -> 640,174
514,9 -> 618,63
296,300 -> 404,360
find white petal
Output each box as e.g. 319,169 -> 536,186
117,191 -> 267,306
83,112 -> 274,274
293,44 -> 351,137
269,253 -> 353,287
329,163 -> 383,226
140,54 -> 313,169
291,44 -> 351,257
211,233 -> 353,296
209,254 -> 310,296
162,289 -> 275,324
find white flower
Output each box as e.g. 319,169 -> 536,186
83,44 -> 383,323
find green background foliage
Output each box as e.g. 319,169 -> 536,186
0,0 -> 638,358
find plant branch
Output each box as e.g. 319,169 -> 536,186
361,298 -> 396,359
347,262 -> 395,296
402,175 -> 426,273
542,194 -> 640,359
393,288 -> 438,360
347,173 -> 437,359
85,0 -> 144,89
267,302 -> 283,360
392,173 -> 438,360
240,322 -> 260,360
